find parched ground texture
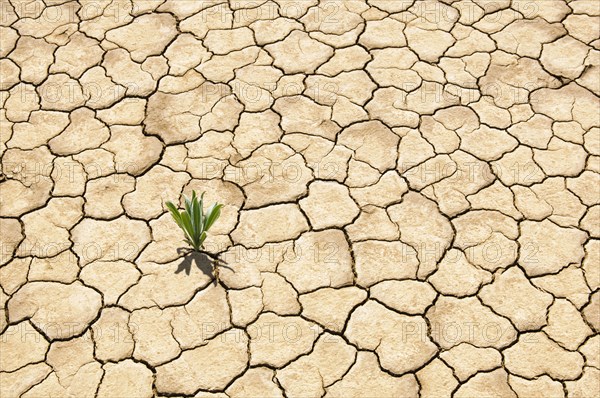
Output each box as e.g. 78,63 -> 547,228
1,0 -> 600,397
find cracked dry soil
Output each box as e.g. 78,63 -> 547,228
1,0 -> 600,397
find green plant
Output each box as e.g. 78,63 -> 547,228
166,190 -> 223,252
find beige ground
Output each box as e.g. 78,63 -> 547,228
1,0 -> 600,397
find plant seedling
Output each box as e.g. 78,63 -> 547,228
165,190 -> 223,252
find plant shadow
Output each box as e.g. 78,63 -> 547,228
175,248 -> 233,282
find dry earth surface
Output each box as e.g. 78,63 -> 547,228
1,0 -> 599,397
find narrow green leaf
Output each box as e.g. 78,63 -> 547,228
198,191 -> 205,235
193,192 -> 202,240
203,203 -> 223,231
198,231 -> 207,247
180,210 -> 195,246
184,195 -> 194,231
165,201 -> 183,228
